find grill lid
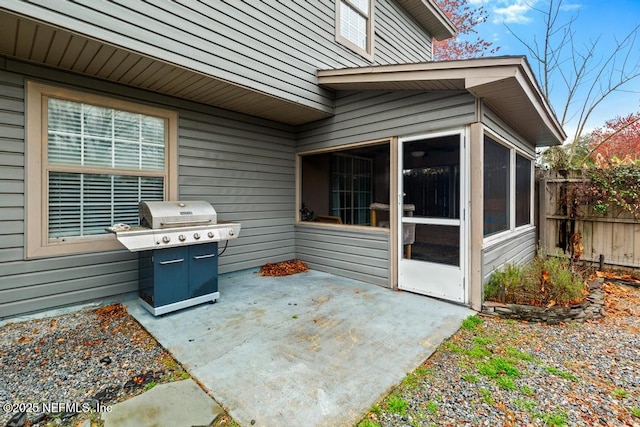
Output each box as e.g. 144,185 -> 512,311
139,200 -> 217,229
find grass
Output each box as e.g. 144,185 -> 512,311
461,315 -> 484,330
386,395 -> 409,415
536,410 -> 568,426
543,366 -> 578,382
477,357 -> 520,378
356,283 -> 640,427
613,388 -> 629,399
506,346 -> 534,361
520,385 -> 535,396
496,376 -> 517,390
461,373 -> 479,383
514,398 -> 537,412
357,420 -> 381,427
479,387 -> 495,405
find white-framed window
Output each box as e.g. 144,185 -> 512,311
336,0 -> 374,60
483,134 -> 534,239
26,81 -> 178,258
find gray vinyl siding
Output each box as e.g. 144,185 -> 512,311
3,0 -> 434,117
0,61 -> 297,318
482,228 -> 537,284
0,68 -> 25,264
295,90 -> 475,287
296,91 -> 477,152
375,0 -> 433,63
295,225 -> 390,286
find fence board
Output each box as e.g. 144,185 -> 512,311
540,169 -> 640,268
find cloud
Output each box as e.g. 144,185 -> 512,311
560,2 -> 582,11
492,1 -> 537,24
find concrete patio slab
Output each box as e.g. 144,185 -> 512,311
102,379 -> 223,427
128,269 -> 473,427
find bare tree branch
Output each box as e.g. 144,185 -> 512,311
507,0 -> 640,161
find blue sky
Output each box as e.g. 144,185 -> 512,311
466,0 -> 640,138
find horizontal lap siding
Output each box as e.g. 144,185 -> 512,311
0,63 -> 296,318
0,69 -> 25,266
376,0 -> 432,63
177,109 -> 296,273
5,0 -> 434,115
482,229 -> 537,283
295,225 -> 390,286
296,91 -> 477,152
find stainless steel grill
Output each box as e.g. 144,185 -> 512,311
112,200 -> 240,252
109,200 -> 241,316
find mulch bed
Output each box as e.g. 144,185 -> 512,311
259,259 -> 308,276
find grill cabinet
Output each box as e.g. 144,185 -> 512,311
139,243 -> 219,315
109,200 -> 241,316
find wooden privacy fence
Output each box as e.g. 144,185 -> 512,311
538,169 -> 640,268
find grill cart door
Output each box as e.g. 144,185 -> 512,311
188,242 -> 218,299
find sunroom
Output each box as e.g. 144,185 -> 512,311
294,57 -> 566,310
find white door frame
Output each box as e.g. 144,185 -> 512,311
397,128 -> 470,304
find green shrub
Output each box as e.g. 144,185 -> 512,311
484,263 -> 523,302
485,251 -> 587,306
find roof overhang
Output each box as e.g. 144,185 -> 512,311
317,56 -> 566,146
0,9 -> 332,126
396,0 -> 457,41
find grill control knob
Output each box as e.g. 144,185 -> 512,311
178,234 -> 186,242
162,236 -> 171,243
208,231 -> 214,238
228,228 -> 235,236
193,233 -> 200,240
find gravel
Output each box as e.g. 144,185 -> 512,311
2,284 -> 639,427
0,303 -> 187,427
362,283 -> 640,426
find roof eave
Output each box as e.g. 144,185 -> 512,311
318,57 -> 567,147
395,0 -> 457,41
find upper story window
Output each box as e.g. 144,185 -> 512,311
26,82 -> 178,258
336,0 -> 374,60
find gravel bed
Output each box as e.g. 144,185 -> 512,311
362,283 -> 640,426
0,304 -> 187,427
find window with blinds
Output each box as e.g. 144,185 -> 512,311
46,99 -> 165,239
336,0 -> 374,59
26,81 -> 177,258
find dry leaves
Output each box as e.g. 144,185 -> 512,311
259,259 -> 308,276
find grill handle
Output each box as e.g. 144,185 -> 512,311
193,253 -> 216,260
160,219 -> 212,227
159,258 -> 184,265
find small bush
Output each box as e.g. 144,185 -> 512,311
485,251 -> 587,306
484,263 -> 523,302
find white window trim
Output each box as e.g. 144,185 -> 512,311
514,151 -> 535,230
336,0 -> 375,61
482,130 -> 535,247
25,81 -> 178,258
